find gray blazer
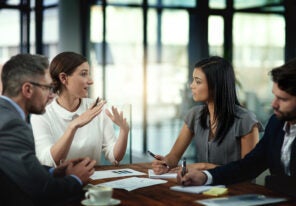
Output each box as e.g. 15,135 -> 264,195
0,98 -> 82,205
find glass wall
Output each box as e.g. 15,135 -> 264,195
0,0 -> 286,162
0,10 -> 20,64
90,6 -> 144,158
209,15 -> 224,57
146,9 -> 188,155
43,7 -> 59,58
233,13 -> 285,125
89,5 -> 189,157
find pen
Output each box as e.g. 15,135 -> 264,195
181,157 -> 186,177
91,97 -> 100,109
147,150 -> 170,169
147,150 -> 157,158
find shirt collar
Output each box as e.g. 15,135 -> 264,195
52,97 -> 83,120
283,121 -> 296,136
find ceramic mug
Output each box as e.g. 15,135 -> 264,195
85,186 -> 113,204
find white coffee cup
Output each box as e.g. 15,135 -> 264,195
85,186 -> 113,203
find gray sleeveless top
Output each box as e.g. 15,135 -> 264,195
184,105 -> 264,165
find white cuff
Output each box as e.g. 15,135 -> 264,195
202,170 -> 213,185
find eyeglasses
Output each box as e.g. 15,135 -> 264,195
29,81 -> 54,93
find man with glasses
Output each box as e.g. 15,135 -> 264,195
0,53 -> 96,205
28,81 -> 55,93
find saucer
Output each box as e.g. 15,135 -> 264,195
81,198 -> 121,206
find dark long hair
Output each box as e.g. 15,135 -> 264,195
197,56 -> 240,144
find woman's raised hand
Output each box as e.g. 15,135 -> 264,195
70,99 -> 106,129
105,106 -> 129,132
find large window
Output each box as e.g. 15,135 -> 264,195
209,15 -> 224,57
89,5 -> 190,157
0,0 -> 287,163
146,9 -> 188,155
0,10 -> 20,63
233,13 -> 285,125
43,7 -> 59,58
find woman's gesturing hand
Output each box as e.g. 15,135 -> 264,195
105,106 -> 129,132
71,100 -> 106,129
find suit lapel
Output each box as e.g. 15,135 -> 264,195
277,127 -> 285,167
271,122 -> 285,174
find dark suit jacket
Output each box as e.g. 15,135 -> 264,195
208,114 -> 296,196
0,98 -> 83,205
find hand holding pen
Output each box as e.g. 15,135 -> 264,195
177,167 -> 208,186
148,150 -> 170,174
71,97 -> 106,128
148,150 -> 169,168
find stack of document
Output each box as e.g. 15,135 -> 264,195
97,177 -> 167,191
89,168 -> 167,191
90,168 -> 146,180
148,169 -> 177,179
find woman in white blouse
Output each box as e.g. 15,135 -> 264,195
31,51 -> 129,167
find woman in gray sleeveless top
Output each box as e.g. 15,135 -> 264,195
152,56 -> 263,174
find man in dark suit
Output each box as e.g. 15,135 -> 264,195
177,57 -> 296,196
0,54 -> 96,205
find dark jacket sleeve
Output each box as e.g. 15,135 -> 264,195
0,118 -> 83,205
208,115 -> 283,185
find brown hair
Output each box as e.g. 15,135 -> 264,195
50,51 -> 87,93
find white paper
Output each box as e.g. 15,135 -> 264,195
196,194 -> 287,206
148,169 -> 177,179
90,168 -> 146,180
170,185 -> 225,194
96,177 -> 167,191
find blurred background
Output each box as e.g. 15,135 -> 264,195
0,0 -> 294,165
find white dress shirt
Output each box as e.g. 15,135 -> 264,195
281,122 -> 296,176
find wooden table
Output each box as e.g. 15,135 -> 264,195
76,162 -> 295,206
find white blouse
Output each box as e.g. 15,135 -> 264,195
30,97 -> 116,167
